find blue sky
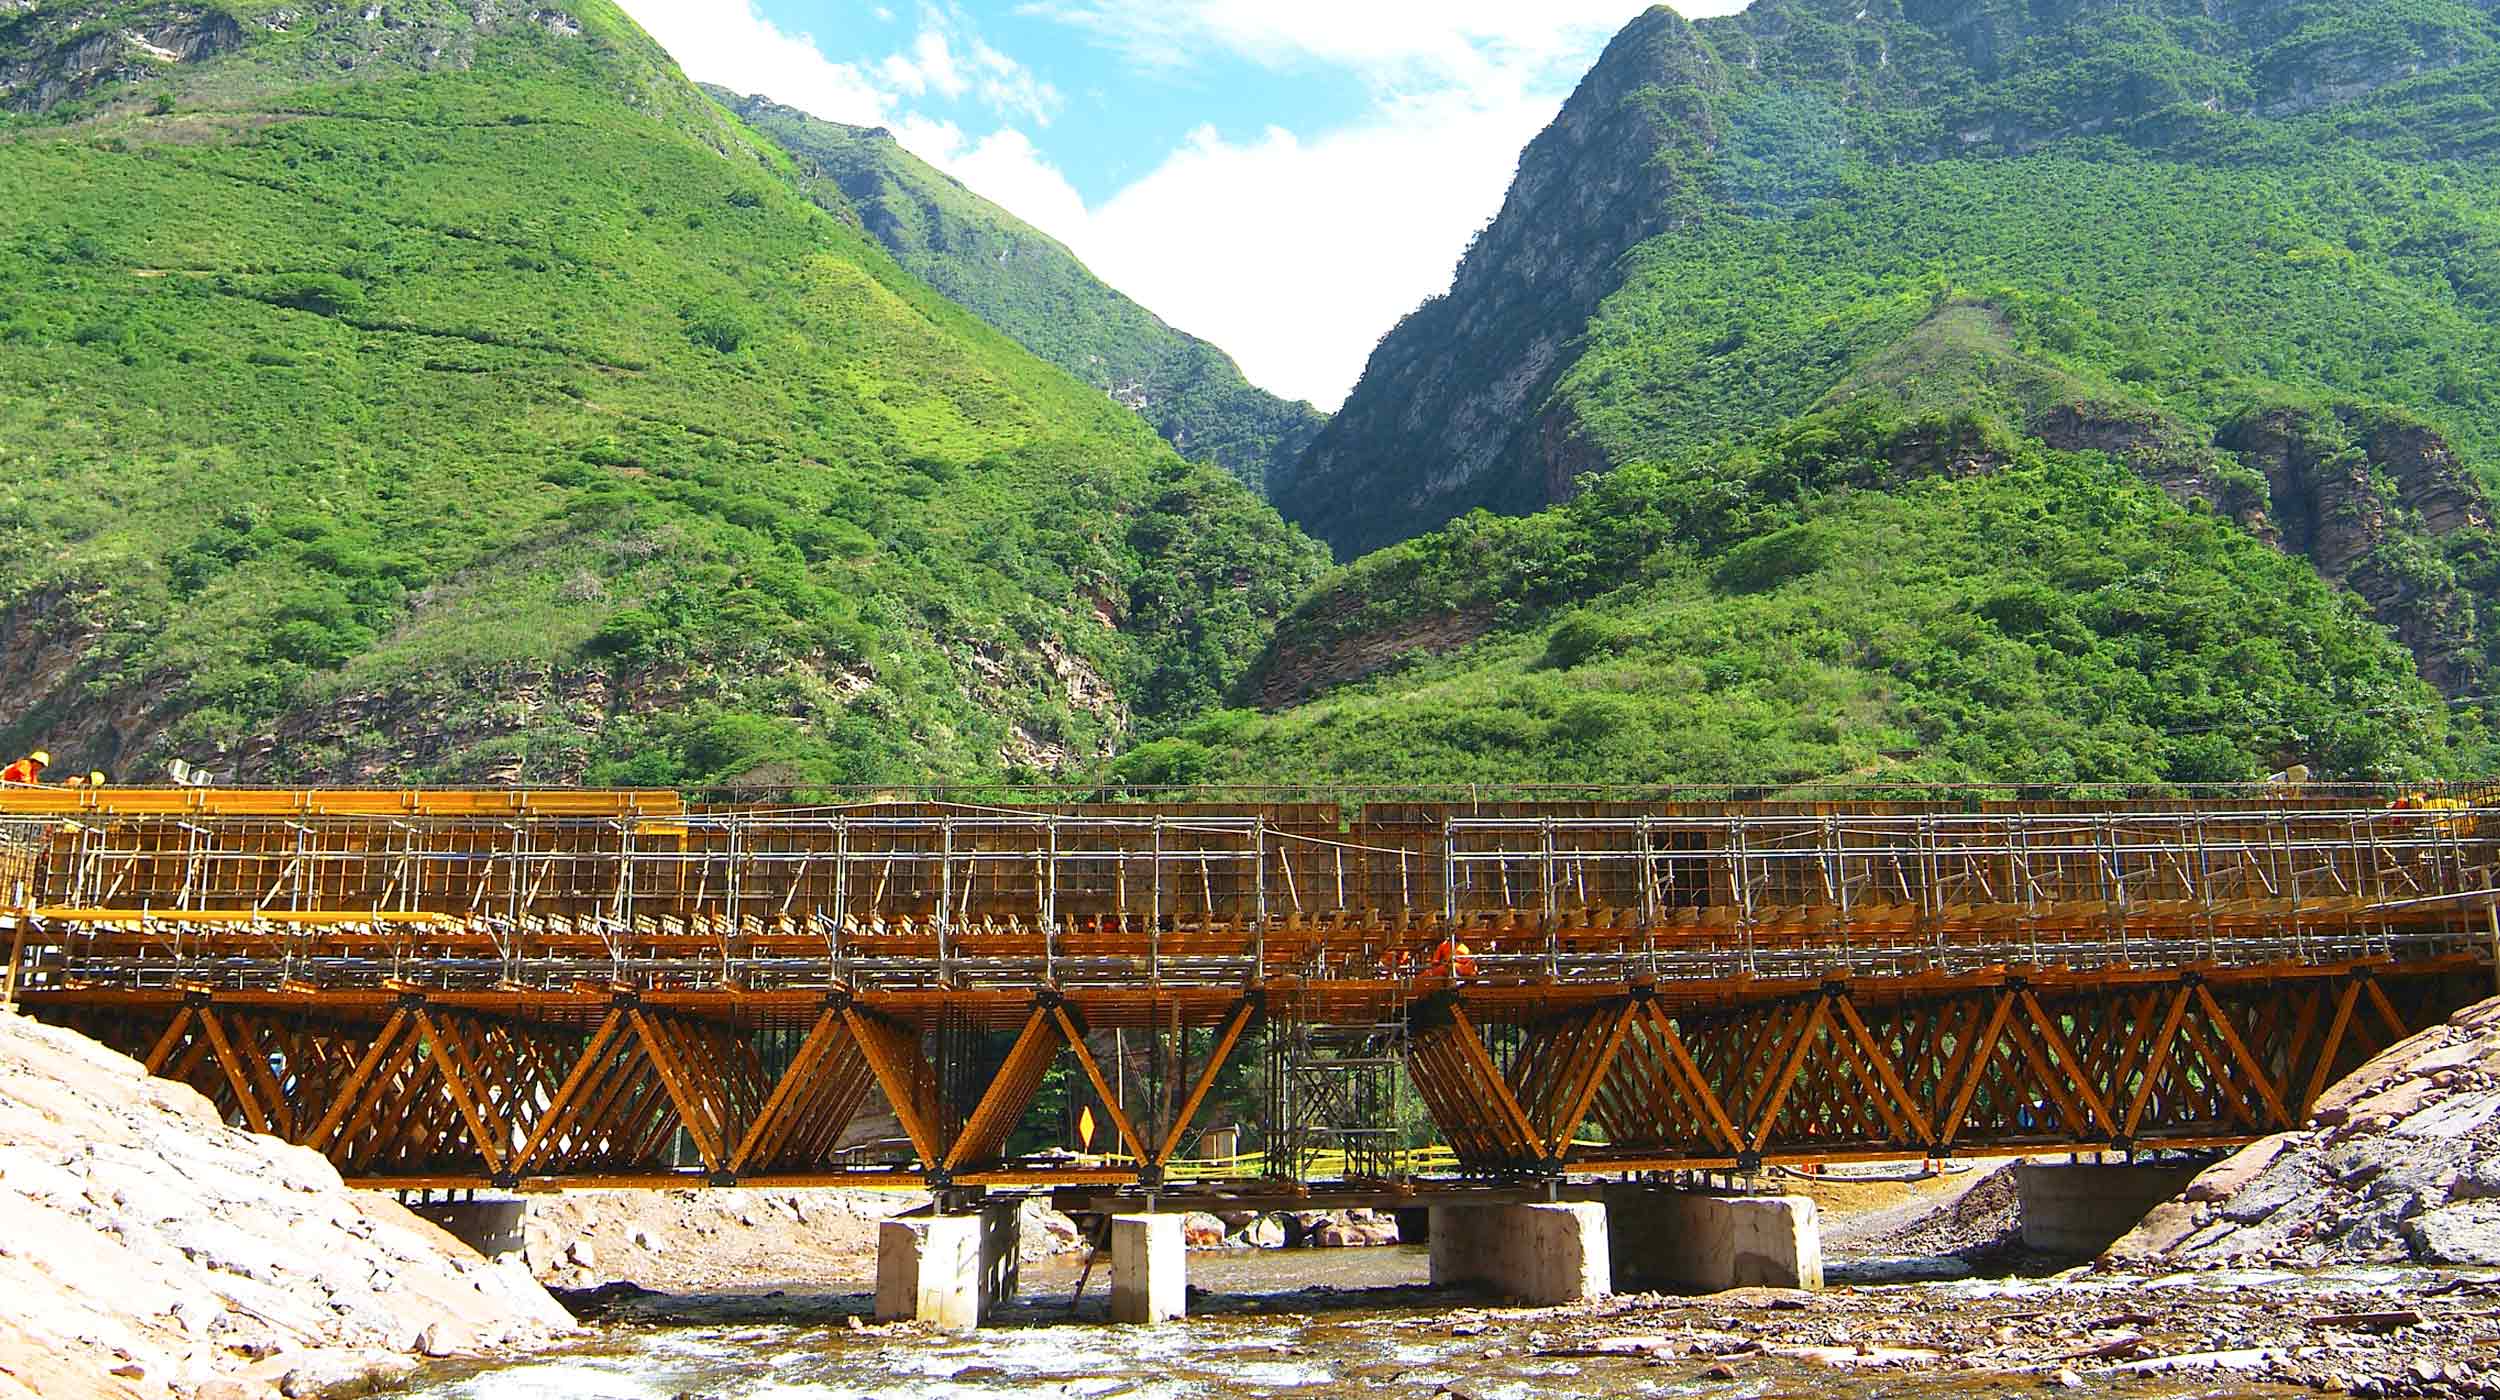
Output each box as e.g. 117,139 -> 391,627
614,2 -> 1747,409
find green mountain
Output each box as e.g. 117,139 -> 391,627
0,0 -> 1327,787
1162,0 -> 2500,789
707,87 -> 1328,496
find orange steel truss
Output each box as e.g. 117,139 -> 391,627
4,789 -> 2496,1190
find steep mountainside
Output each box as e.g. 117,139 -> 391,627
1192,0 -> 2500,788
0,1 -> 1327,787
709,88 -> 1327,495
1140,358 -> 2475,789
1274,0 -> 2500,563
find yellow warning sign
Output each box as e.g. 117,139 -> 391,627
1077,1105 -> 1097,1151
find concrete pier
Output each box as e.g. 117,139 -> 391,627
1606,1189 -> 1824,1292
875,1203 -> 1021,1331
2018,1162 -> 2202,1255
1427,1202 -> 1611,1305
1109,1214 -> 1186,1323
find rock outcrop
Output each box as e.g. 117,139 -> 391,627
0,1010 -> 573,1400
2109,994 -> 2500,1270
2220,407 -> 2493,696
1271,5 -> 1728,556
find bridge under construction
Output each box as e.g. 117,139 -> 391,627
2,786 -> 2490,1197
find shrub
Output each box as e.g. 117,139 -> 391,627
588,607 -> 665,657
1713,524 -> 1829,593
684,305 -> 750,353
1541,613 -> 1639,670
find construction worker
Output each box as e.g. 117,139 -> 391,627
1422,935 -> 1478,981
1,750 -> 49,785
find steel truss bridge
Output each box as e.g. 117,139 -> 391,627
1,788 -> 2492,1195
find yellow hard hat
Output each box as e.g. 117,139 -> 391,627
28,750 -> 49,767
88,771 -> 106,787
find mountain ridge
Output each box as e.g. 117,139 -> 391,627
706,86 -> 1327,496
0,0 -> 1329,787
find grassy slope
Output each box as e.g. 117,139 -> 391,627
708,88 -> 1328,496
1153,435 -> 2465,791
1561,150 -> 2500,486
0,1 -> 1328,785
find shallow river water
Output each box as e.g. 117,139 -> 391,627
403,1248 -> 2443,1400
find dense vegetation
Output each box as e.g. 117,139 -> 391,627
1277,0 -> 2500,554
1220,0 -> 2500,790
1142,401 -> 2481,790
710,89 -> 1327,496
0,0 -> 1327,785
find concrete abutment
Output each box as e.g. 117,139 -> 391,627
1109,1213 -> 1186,1323
2017,1162 -> 2203,1256
874,1201 -> 1021,1331
1604,1188 -> 1824,1292
1427,1202 -> 1612,1305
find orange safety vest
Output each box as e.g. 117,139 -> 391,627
1424,938 -> 1478,979
0,759 -> 43,785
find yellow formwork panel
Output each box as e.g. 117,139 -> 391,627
0,788 -> 684,819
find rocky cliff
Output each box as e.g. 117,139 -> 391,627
1271,0 -> 2500,573
0,1009 -> 573,1400
1272,6 -> 1725,557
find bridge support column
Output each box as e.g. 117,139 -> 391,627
1109,1214 -> 1185,1324
1604,1188 -> 1823,1293
876,1202 -> 1021,1331
2017,1162 -> 2202,1256
1427,1203 -> 1610,1305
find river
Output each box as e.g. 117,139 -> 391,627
393,1244 -> 2451,1400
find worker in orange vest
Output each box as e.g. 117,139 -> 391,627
1423,936 -> 1478,980
1,750 -> 50,785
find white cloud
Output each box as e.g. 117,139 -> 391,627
910,29 -> 969,99
1079,95 -> 1560,408
1023,0 -> 1672,89
619,0 -> 894,125
618,1 -> 1756,410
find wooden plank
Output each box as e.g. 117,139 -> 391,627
2123,984 -> 2195,1138
2019,990 -> 2115,1137
1154,999 -> 1255,1167
414,1009 -> 508,1176
630,1009 -> 725,1173
195,1008 -> 272,1137
1830,993 -> 1934,1145
304,1008 -> 411,1153
1548,1003 -> 1635,1160
1053,1005 -> 1152,1165
2196,985 -> 2292,1129
512,1010 -> 625,1174
1936,990 -> 2015,1150
142,1007 -> 197,1076
1446,1004 -> 1542,1162
1748,997 -> 1831,1152
2300,979 -> 2362,1116
730,1009 -> 847,1174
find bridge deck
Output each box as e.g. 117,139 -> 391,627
4,792 -> 2494,1192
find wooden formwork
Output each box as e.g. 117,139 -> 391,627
9,789 -> 2497,1191
28,957 -> 2481,1191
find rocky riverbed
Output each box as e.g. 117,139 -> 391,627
0,1010 -> 573,1400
